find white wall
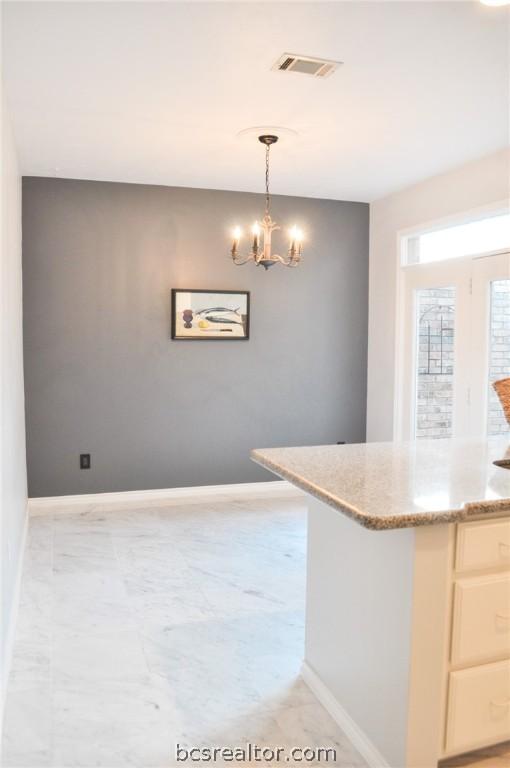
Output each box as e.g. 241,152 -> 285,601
367,148 -> 510,441
1,95 -> 28,702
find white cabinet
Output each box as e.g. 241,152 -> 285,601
456,519 -> 510,573
444,518 -> 510,757
451,573 -> 510,666
407,514 -> 510,767
446,660 -> 510,754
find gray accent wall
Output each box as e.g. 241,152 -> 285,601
22,177 -> 368,497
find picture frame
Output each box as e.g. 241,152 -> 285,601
171,289 -> 250,341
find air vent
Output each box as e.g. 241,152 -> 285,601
272,53 -> 342,78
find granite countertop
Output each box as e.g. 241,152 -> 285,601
251,438 -> 510,530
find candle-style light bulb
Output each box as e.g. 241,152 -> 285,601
289,226 -> 298,252
290,225 -> 304,243
232,226 -> 241,257
289,226 -> 303,261
252,222 -> 260,253
295,228 -> 303,256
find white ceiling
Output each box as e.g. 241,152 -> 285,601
3,1 -> 509,202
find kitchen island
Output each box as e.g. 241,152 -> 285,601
251,438 -> 510,768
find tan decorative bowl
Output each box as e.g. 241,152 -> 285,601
492,378 -> 510,470
493,378 -> 510,427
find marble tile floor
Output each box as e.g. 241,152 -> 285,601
2,494 -> 369,768
3,494 -> 509,768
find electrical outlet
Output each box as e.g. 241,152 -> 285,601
80,453 -> 91,470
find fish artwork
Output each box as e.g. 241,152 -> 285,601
195,307 -> 243,325
171,290 -> 249,341
195,307 -> 239,314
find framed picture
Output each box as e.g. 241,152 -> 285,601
171,289 -> 250,341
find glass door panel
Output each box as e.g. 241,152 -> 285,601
415,287 -> 455,439
487,279 -> 510,436
397,259 -> 471,440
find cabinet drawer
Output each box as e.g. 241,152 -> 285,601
456,519 -> 510,573
446,659 -> 510,754
451,573 -> 510,666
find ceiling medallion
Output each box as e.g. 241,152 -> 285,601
230,135 -> 303,270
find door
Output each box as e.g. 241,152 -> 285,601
397,252 -> 510,440
470,251 -> 510,437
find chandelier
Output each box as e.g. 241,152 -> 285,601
230,135 -> 303,270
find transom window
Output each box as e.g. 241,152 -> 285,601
403,212 -> 510,265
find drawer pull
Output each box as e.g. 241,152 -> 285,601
490,698 -> 510,709
496,612 -> 510,621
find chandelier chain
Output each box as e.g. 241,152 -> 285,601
265,144 -> 270,216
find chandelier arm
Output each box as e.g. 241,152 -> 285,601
232,253 -> 256,266
277,253 -> 301,267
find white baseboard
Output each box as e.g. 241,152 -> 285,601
301,662 -> 391,768
29,480 -> 304,515
1,505 -> 28,729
